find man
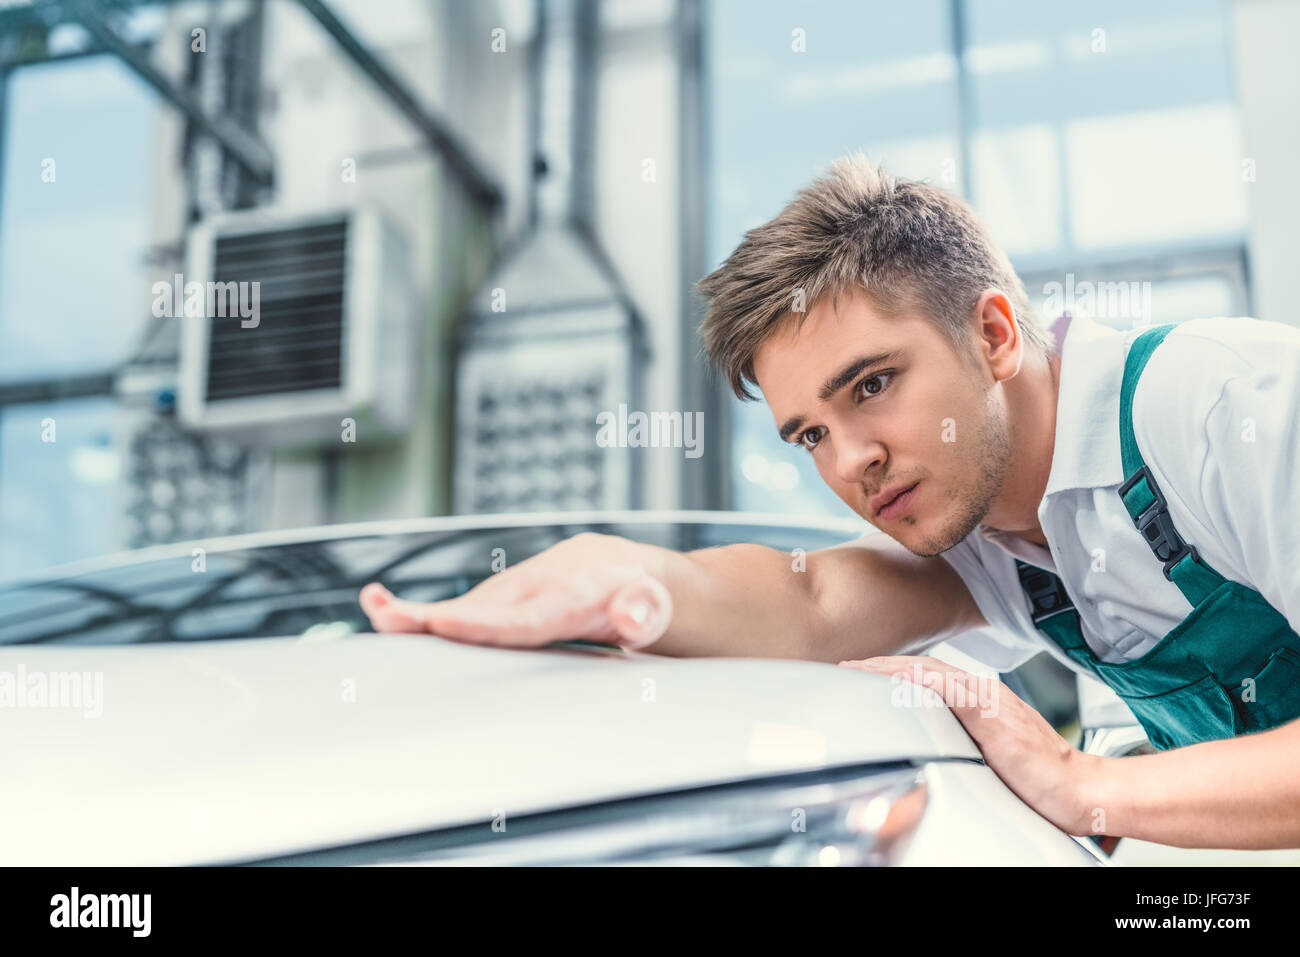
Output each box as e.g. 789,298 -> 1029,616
359,154 -> 1300,850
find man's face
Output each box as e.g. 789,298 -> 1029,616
752,288 -> 1012,557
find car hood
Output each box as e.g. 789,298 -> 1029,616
1,634 -> 979,865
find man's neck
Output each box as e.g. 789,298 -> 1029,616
981,345 -> 1061,547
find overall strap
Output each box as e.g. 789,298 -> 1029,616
1116,324 -> 1226,606
1014,559 -> 1087,653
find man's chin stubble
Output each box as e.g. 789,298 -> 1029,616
902,400 -> 1011,558
909,492 -> 990,557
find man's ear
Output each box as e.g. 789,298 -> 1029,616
973,289 -> 1022,381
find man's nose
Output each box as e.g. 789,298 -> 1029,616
834,432 -> 887,486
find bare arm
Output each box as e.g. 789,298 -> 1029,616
358,529 -> 985,662
1086,717 -> 1300,848
646,530 -> 985,661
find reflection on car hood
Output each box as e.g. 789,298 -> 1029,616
1,634 -> 980,865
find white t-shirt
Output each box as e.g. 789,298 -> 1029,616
937,312 -> 1300,676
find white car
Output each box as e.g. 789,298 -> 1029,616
0,512 -> 1108,866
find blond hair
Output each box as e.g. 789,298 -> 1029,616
696,153 -> 1050,400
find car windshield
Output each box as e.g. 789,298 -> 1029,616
0,518 -> 860,646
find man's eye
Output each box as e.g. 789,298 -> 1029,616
799,427 -> 823,450
794,372 -> 894,451
856,371 -> 894,400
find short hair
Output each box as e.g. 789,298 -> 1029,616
696,152 -> 1050,400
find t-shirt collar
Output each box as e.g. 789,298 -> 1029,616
1040,311 -> 1130,497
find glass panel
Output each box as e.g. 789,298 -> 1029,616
963,0 -> 1245,256
1065,105 -> 1247,250
0,396 -> 124,581
972,124 -> 1063,258
0,55 -> 158,383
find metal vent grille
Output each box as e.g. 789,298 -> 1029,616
205,220 -> 347,401
467,373 -> 607,512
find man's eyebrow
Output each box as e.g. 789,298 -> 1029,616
777,350 -> 899,443
818,351 -> 898,401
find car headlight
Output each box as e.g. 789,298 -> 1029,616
767,769 -> 928,867
265,762 -> 931,866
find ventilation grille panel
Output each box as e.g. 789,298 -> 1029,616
205,220 -> 347,402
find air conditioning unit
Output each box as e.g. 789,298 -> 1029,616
178,207 -> 417,446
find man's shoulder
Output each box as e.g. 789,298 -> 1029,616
1128,317 -> 1298,558
1148,316 -> 1300,373
1130,317 -> 1298,439
1127,318 -> 1300,606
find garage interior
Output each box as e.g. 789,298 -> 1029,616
1,0 -> 1298,865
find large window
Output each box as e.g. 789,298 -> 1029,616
0,55 -> 158,382
705,0 -> 1249,516
0,54 -> 159,578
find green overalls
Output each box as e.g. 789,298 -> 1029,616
1014,323 -> 1300,751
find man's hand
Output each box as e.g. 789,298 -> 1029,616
839,655 -> 1101,836
843,655 -> 1300,849
359,532 -> 674,650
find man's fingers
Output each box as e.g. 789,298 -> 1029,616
419,593 -> 582,645
428,573 -> 673,648
359,584 -> 506,639
358,568 -> 674,650
839,655 -> 961,675
359,583 -> 431,633
360,580 -> 546,638
838,655 -> 1002,714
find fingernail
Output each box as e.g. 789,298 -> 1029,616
625,601 -> 651,625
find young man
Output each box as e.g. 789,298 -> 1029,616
359,154 -> 1300,850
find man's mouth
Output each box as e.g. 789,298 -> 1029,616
873,482 -> 920,520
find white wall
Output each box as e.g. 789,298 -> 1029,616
1232,0 -> 1300,327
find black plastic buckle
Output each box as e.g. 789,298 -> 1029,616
1014,561 -> 1075,624
1118,465 -> 1200,581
